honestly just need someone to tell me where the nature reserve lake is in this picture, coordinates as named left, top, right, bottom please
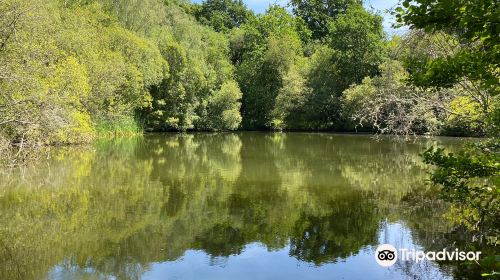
left=0, top=133, right=488, bottom=280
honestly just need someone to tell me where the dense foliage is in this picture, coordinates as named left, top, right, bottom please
left=290, top=0, right=362, bottom=40
left=394, top=0, right=499, bottom=136
left=1, top=0, right=498, bottom=150
left=395, top=0, right=499, bottom=96
left=394, top=1, right=499, bottom=271
left=0, top=0, right=246, bottom=154
left=0, top=0, right=498, bottom=275
left=191, top=0, right=254, bottom=32
left=423, top=140, right=499, bottom=244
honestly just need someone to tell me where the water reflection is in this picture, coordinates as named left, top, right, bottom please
left=0, top=133, right=481, bottom=279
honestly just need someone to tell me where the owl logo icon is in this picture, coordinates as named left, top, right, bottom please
left=375, top=244, right=397, bottom=267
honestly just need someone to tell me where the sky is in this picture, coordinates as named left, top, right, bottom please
left=364, top=0, right=405, bottom=35
left=191, top=0, right=406, bottom=35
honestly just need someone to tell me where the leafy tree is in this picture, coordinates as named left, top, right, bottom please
left=301, top=46, right=342, bottom=129
left=302, top=6, right=386, bottom=130
left=344, top=34, right=493, bottom=138
left=395, top=0, right=499, bottom=96
left=291, top=0, right=362, bottom=40
left=2, top=0, right=495, bottom=157
left=397, top=1, right=500, bottom=261
left=0, top=0, right=96, bottom=148
left=146, top=39, right=192, bottom=131
left=99, top=0, right=168, bottom=35
left=393, top=30, right=498, bottom=136
left=205, top=80, right=243, bottom=131
left=271, top=61, right=312, bottom=130
left=57, top=3, right=166, bottom=131
left=232, top=6, right=305, bottom=129
left=0, top=0, right=27, bottom=52
left=423, top=140, right=499, bottom=244
left=344, top=60, right=448, bottom=136
left=142, top=4, right=241, bottom=131
left=327, top=5, right=386, bottom=94
left=194, top=0, right=253, bottom=33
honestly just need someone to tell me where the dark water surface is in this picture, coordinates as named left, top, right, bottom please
left=0, top=133, right=484, bottom=279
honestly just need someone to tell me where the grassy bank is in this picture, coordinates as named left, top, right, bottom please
left=95, top=117, right=144, bottom=138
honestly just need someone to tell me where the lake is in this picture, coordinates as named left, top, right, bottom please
left=0, top=133, right=486, bottom=279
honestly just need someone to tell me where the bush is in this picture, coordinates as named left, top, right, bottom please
left=422, top=140, right=500, bottom=244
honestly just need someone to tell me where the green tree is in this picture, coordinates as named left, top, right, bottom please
left=56, top=3, right=167, bottom=132
left=99, top=0, right=168, bottom=35
left=395, top=0, right=499, bottom=96
left=0, top=0, right=96, bottom=148
left=291, top=0, right=362, bottom=40
left=142, top=4, right=241, bottom=131
left=1, top=0, right=169, bottom=156
left=303, top=5, right=386, bottom=130
left=423, top=140, right=499, bottom=244
left=232, top=6, right=305, bottom=129
left=396, top=2, right=500, bottom=270
left=194, top=0, right=253, bottom=33
left=205, top=80, right=243, bottom=131
left=393, top=30, right=498, bottom=136
left=271, top=60, right=312, bottom=130
left=327, top=5, right=386, bottom=94
left=344, top=60, right=446, bottom=136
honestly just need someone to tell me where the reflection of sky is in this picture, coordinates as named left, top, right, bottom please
left=45, top=222, right=455, bottom=279
left=190, top=0, right=408, bottom=35
left=134, top=223, right=452, bottom=280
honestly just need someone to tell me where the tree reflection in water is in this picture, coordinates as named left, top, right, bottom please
left=0, top=133, right=489, bottom=280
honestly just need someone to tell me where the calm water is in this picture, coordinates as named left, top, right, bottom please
left=0, top=133, right=485, bottom=280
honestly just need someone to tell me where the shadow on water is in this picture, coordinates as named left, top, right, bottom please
left=0, top=132, right=490, bottom=280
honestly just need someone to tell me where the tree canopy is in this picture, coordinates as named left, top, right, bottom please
left=193, top=0, right=254, bottom=32
left=395, top=0, right=499, bottom=96
left=291, top=0, right=362, bottom=40
left=1, top=0, right=497, bottom=156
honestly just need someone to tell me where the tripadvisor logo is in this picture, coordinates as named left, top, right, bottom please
left=375, top=244, right=481, bottom=267
left=375, top=244, right=397, bottom=267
